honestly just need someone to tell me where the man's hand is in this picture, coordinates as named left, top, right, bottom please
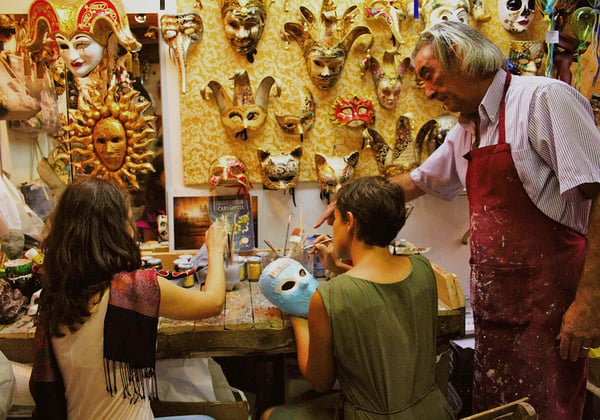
left=558, top=296, right=600, bottom=361
left=313, top=201, right=336, bottom=228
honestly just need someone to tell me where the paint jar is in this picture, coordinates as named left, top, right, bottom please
left=256, top=251, right=274, bottom=271
left=247, top=256, right=262, bottom=282
left=178, top=262, right=195, bottom=288
left=225, top=259, right=242, bottom=291
left=4, top=258, right=33, bottom=291
left=237, top=256, right=248, bottom=281
left=146, top=258, right=162, bottom=270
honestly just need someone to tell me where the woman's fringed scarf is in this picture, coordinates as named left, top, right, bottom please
left=29, top=269, right=160, bottom=419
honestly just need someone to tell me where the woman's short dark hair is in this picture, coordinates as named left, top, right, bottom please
left=336, top=176, right=407, bottom=247
left=40, top=177, right=142, bottom=336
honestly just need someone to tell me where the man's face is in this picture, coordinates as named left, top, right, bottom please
left=55, top=33, right=104, bottom=78
left=92, top=118, right=127, bottom=171
left=414, top=44, right=477, bottom=114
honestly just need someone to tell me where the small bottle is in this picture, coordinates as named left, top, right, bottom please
left=178, top=261, right=195, bottom=288
left=147, top=257, right=162, bottom=270
left=246, top=256, right=262, bottom=282
left=237, top=256, right=248, bottom=281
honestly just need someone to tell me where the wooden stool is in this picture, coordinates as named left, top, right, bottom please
left=460, top=397, right=536, bottom=420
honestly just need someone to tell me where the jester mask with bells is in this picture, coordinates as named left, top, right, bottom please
left=415, top=114, right=458, bottom=165
left=259, top=257, right=319, bottom=318
left=275, top=85, right=315, bottom=142
left=283, top=0, right=372, bottom=90
left=361, top=52, right=411, bottom=110
left=362, top=115, right=417, bottom=176
left=257, top=146, right=302, bottom=191
left=315, top=151, right=359, bottom=202
left=203, top=70, right=280, bottom=141
left=208, top=155, right=252, bottom=195
left=160, top=12, right=203, bottom=94
left=220, top=0, right=267, bottom=63
left=24, top=0, right=141, bottom=78
left=330, top=95, right=375, bottom=128
left=56, top=82, right=155, bottom=189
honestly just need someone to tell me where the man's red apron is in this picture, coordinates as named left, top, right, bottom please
left=464, top=72, right=587, bottom=418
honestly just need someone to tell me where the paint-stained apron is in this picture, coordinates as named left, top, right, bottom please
left=464, top=72, right=587, bottom=419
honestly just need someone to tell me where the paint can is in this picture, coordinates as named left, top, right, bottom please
left=4, top=258, right=33, bottom=290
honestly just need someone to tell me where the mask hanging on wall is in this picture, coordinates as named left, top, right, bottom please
left=361, top=0, right=407, bottom=50
left=257, top=146, right=302, bottom=192
left=498, top=0, right=535, bottom=32
left=208, top=155, right=252, bottom=196
left=329, top=95, right=375, bottom=128
left=259, top=257, right=319, bottom=318
left=160, top=11, right=203, bottom=94
left=507, top=40, right=545, bottom=75
left=421, top=0, right=471, bottom=28
left=55, top=82, right=156, bottom=189
left=282, top=0, right=372, bottom=90
left=203, top=69, right=280, bottom=140
left=275, top=85, right=315, bottom=142
left=415, top=114, right=458, bottom=165
left=220, top=0, right=267, bottom=63
left=361, top=52, right=411, bottom=110
left=24, top=0, right=141, bottom=78
left=362, top=115, right=417, bottom=176
left=314, top=151, right=359, bottom=203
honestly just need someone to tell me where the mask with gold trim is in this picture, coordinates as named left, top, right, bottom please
left=55, top=81, right=156, bottom=189
left=275, top=86, right=315, bottom=142
left=257, top=146, right=302, bottom=191
left=203, top=70, right=280, bottom=141
left=362, top=115, right=417, bottom=176
left=160, top=12, right=203, bottom=94
left=220, top=0, right=267, bottom=63
left=314, top=151, right=359, bottom=202
left=362, top=0, right=407, bottom=49
left=330, top=95, right=375, bottom=128
left=209, top=155, right=252, bottom=194
left=415, top=114, right=457, bottom=164
left=422, top=0, right=470, bottom=28
left=508, top=40, right=544, bottom=76
left=24, top=0, right=141, bottom=53
left=361, top=52, right=411, bottom=109
left=283, top=0, right=372, bottom=90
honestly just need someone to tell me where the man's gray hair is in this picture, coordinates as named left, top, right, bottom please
left=412, top=21, right=506, bottom=78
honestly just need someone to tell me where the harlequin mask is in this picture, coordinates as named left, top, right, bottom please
left=160, top=12, right=203, bottom=94
left=24, top=0, right=141, bottom=53
left=258, top=257, right=319, bottom=318
left=315, top=151, right=360, bottom=196
left=257, top=146, right=302, bottom=191
left=275, top=86, right=315, bottom=142
left=330, top=95, right=375, bottom=127
left=221, top=0, right=267, bottom=63
left=209, top=155, right=252, bottom=193
left=498, top=0, right=534, bottom=33
left=415, top=114, right=458, bottom=164
left=508, top=40, right=544, bottom=76
left=363, top=115, right=417, bottom=176
left=361, top=52, right=411, bottom=109
left=283, top=0, right=372, bottom=90
left=204, top=70, right=280, bottom=141
left=422, top=0, right=470, bottom=28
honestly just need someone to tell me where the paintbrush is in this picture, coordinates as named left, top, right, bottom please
left=282, top=214, right=291, bottom=256
left=263, top=239, right=279, bottom=257
left=302, top=237, right=333, bottom=250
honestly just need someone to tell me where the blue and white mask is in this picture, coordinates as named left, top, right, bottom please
left=258, top=257, right=318, bottom=318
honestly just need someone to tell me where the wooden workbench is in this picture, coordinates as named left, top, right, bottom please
left=0, top=261, right=465, bottom=363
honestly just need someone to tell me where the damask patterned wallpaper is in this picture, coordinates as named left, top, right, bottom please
left=177, top=0, right=597, bottom=185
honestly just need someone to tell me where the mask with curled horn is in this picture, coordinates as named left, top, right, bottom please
left=257, top=146, right=302, bottom=191
left=415, top=114, right=458, bottom=164
left=220, top=0, right=267, bottom=63
left=361, top=0, right=408, bottom=49
left=314, top=151, right=359, bottom=202
left=283, top=0, right=372, bottom=90
left=202, top=70, right=280, bottom=141
left=362, top=115, right=417, bottom=177
left=361, top=52, right=411, bottom=110
left=160, top=11, right=203, bottom=94
left=275, top=85, right=315, bottom=142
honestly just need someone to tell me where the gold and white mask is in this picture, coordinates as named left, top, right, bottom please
left=257, top=146, right=302, bottom=191
left=220, top=0, right=267, bottom=63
